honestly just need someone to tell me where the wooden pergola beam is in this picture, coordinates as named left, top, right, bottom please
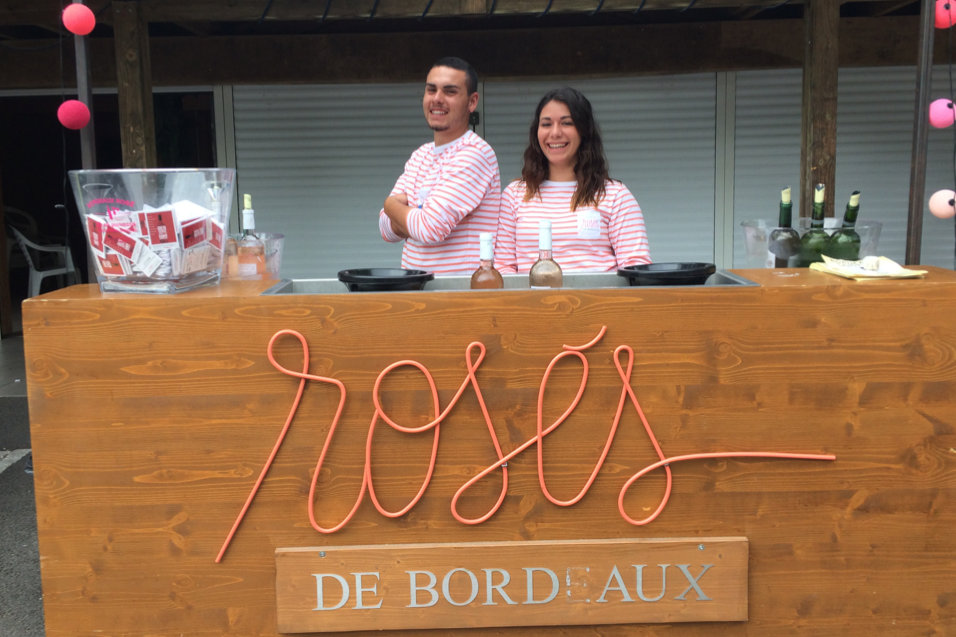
left=0, top=0, right=912, bottom=24
left=113, top=0, right=156, bottom=168
left=0, top=16, right=937, bottom=90
left=732, top=6, right=768, bottom=19
left=862, top=0, right=918, bottom=16
left=799, top=0, right=839, bottom=218
left=33, top=23, right=65, bottom=35
left=173, top=22, right=215, bottom=37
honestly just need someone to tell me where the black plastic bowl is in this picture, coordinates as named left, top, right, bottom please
left=617, top=262, right=717, bottom=286
left=337, top=268, right=434, bottom=292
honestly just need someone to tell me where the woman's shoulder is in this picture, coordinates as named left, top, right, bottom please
left=603, top=179, right=631, bottom=194
left=503, top=179, right=528, bottom=195
left=602, top=179, right=639, bottom=205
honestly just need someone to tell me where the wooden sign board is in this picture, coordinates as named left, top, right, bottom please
left=275, top=537, right=748, bottom=633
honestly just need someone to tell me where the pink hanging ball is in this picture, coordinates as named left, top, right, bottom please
left=62, top=3, right=96, bottom=36
left=57, top=100, right=90, bottom=130
left=929, top=98, right=956, bottom=128
left=937, top=0, right=956, bottom=28
left=929, top=189, right=956, bottom=219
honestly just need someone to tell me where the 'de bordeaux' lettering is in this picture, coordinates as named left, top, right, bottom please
left=311, top=564, right=713, bottom=611
left=312, top=573, right=383, bottom=611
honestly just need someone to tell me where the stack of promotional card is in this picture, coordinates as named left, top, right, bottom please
left=87, top=201, right=225, bottom=278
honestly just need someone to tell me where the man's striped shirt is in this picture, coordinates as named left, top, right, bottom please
left=379, top=131, right=501, bottom=275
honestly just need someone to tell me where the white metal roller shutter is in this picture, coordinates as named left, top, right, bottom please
left=838, top=66, right=954, bottom=269
left=233, top=84, right=427, bottom=279
left=734, top=66, right=955, bottom=269
left=732, top=69, right=802, bottom=267
left=483, top=75, right=718, bottom=264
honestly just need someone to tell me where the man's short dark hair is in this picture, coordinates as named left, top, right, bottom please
left=431, top=57, right=478, bottom=95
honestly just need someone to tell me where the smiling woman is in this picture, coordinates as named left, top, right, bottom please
left=495, top=87, right=651, bottom=274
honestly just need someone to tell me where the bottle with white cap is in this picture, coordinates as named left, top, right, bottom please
left=824, top=191, right=862, bottom=260
left=798, top=184, right=829, bottom=267
left=470, top=232, right=504, bottom=289
left=529, top=219, right=562, bottom=288
left=237, top=194, right=266, bottom=276
left=768, top=186, right=800, bottom=268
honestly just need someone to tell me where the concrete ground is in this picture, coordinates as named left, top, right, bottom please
left=0, top=334, right=45, bottom=637
left=0, top=452, right=44, bottom=637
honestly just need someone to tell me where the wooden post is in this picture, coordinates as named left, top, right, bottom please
left=0, top=143, right=12, bottom=337
left=799, top=0, right=840, bottom=218
left=113, top=0, right=156, bottom=168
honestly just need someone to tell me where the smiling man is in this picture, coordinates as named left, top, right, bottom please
left=379, top=57, right=501, bottom=275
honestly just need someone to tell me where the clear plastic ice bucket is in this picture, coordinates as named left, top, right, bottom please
left=69, top=168, right=235, bottom=293
left=740, top=218, right=882, bottom=268
left=260, top=232, right=285, bottom=276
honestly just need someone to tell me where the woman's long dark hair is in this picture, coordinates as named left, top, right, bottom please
left=521, top=87, right=610, bottom=211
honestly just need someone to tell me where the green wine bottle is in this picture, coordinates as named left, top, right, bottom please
left=768, top=186, right=800, bottom=267
left=799, top=184, right=829, bottom=267
left=824, top=191, right=862, bottom=260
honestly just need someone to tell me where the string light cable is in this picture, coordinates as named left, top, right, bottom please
left=949, top=9, right=956, bottom=268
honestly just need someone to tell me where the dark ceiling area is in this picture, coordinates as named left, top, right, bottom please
left=0, top=0, right=921, bottom=44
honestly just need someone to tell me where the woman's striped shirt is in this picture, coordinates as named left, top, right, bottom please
left=495, top=179, right=651, bottom=274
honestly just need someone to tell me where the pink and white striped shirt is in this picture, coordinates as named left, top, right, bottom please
left=379, top=131, right=501, bottom=276
left=495, top=180, right=651, bottom=274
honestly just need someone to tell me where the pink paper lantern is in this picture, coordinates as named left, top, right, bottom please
left=929, top=189, right=956, bottom=219
left=937, top=0, right=956, bottom=28
left=62, top=3, right=96, bottom=36
left=929, top=98, right=956, bottom=128
left=57, top=100, right=90, bottom=130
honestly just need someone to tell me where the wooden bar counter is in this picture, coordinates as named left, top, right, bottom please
left=23, top=268, right=956, bottom=636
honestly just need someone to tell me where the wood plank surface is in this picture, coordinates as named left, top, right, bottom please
left=275, top=538, right=749, bottom=632
left=23, top=269, right=956, bottom=636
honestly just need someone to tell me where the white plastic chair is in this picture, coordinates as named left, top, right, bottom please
left=8, top=226, right=78, bottom=297
left=4, top=206, right=38, bottom=271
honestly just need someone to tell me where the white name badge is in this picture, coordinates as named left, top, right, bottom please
left=577, top=210, right=602, bottom=239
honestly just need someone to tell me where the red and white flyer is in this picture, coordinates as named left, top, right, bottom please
left=208, top=219, right=225, bottom=251
left=181, top=217, right=209, bottom=249
left=102, top=225, right=161, bottom=277
left=138, top=208, right=179, bottom=249
left=96, top=251, right=128, bottom=277
left=103, top=225, right=139, bottom=259
left=171, top=200, right=213, bottom=223
left=87, top=215, right=107, bottom=257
